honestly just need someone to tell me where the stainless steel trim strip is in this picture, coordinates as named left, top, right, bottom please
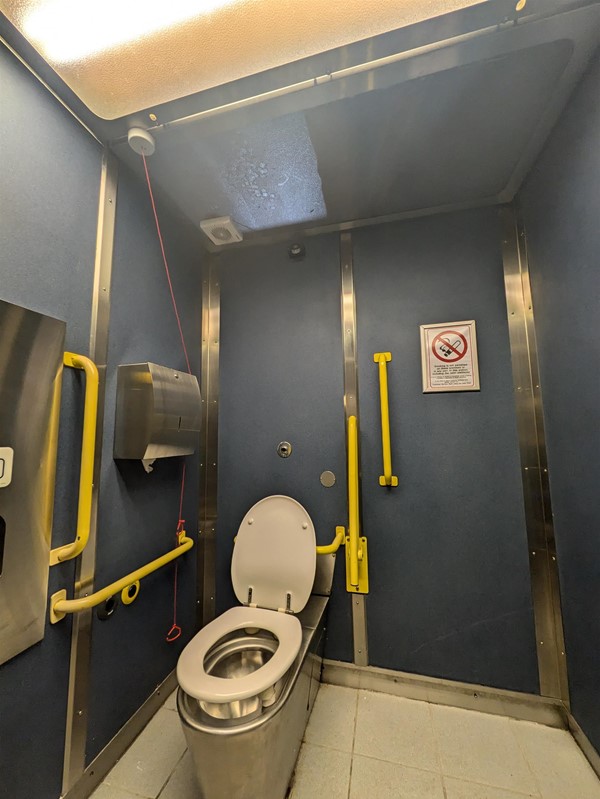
left=145, top=23, right=503, bottom=134
left=499, top=204, right=569, bottom=703
left=567, top=711, right=600, bottom=781
left=61, top=671, right=178, bottom=799
left=0, top=36, right=102, bottom=145
left=322, top=659, right=567, bottom=729
left=198, top=260, right=220, bottom=627
left=61, top=150, right=118, bottom=793
left=340, top=232, right=368, bottom=666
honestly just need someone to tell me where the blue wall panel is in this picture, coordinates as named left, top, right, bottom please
left=519, top=53, right=600, bottom=748
left=352, top=208, right=539, bottom=692
left=86, top=165, right=202, bottom=762
left=0, top=46, right=101, bottom=799
left=215, top=236, right=353, bottom=663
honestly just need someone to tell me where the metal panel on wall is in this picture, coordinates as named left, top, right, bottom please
left=0, top=300, right=65, bottom=664
left=0, top=43, right=101, bottom=799
left=215, top=235, right=353, bottom=663
left=351, top=208, right=539, bottom=692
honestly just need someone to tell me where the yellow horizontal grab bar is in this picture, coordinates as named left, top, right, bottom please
left=316, top=526, right=345, bottom=555
left=50, top=352, right=100, bottom=565
left=49, top=534, right=194, bottom=622
left=374, top=352, right=398, bottom=488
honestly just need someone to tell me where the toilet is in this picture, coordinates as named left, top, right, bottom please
left=176, top=495, right=332, bottom=799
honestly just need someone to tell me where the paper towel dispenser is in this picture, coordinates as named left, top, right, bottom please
left=113, top=363, right=201, bottom=468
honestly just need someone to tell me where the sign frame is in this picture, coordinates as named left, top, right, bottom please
left=420, top=320, right=480, bottom=393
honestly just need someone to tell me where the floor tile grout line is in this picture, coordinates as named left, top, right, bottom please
left=429, top=701, right=448, bottom=798
left=347, top=688, right=360, bottom=799
left=508, top=717, right=545, bottom=797
left=155, top=748, right=188, bottom=799
left=443, top=774, right=543, bottom=797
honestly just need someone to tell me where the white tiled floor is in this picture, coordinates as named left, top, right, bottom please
left=91, top=684, right=600, bottom=799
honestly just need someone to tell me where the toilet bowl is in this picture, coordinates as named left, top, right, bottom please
left=176, top=495, right=329, bottom=799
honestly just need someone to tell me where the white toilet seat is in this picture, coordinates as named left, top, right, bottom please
left=177, top=606, right=302, bottom=703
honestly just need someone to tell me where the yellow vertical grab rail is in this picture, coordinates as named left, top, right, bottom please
left=50, top=352, right=99, bottom=565
left=345, top=416, right=368, bottom=593
left=348, top=415, right=360, bottom=587
left=373, top=352, right=398, bottom=487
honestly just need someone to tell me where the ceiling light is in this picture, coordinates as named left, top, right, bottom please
left=22, top=0, right=237, bottom=63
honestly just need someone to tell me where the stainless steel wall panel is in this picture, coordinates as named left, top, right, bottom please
left=340, top=232, right=368, bottom=666
left=500, top=205, right=569, bottom=701
left=198, top=261, right=219, bottom=627
left=61, top=150, right=118, bottom=794
left=0, top=300, right=65, bottom=664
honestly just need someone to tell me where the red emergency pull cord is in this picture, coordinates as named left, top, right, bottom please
left=140, top=152, right=191, bottom=644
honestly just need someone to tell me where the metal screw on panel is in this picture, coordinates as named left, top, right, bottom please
left=277, top=441, right=292, bottom=458
left=78, top=710, right=83, bottom=716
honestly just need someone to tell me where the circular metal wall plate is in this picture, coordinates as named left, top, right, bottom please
left=320, top=470, right=336, bottom=487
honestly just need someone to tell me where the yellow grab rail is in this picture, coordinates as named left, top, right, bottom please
left=374, top=352, right=398, bottom=488
left=345, top=416, right=369, bottom=593
left=316, top=526, right=345, bottom=555
left=50, top=533, right=194, bottom=622
left=50, top=352, right=99, bottom=565
left=348, top=415, right=360, bottom=587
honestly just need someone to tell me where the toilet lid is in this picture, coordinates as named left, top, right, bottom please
left=231, top=496, right=316, bottom=613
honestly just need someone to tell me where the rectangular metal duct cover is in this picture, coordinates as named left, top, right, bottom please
left=113, top=362, right=201, bottom=463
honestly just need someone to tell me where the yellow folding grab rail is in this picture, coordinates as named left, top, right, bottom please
left=345, top=415, right=368, bottom=593
left=316, top=526, right=345, bottom=555
left=50, top=352, right=99, bottom=565
left=373, top=352, right=398, bottom=488
left=49, top=533, right=194, bottom=622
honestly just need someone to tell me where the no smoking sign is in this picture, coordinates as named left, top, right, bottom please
left=432, top=330, right=468, bottom=363
left=420, top=320, right=480, bottom=392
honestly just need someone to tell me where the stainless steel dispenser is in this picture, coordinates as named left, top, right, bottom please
left=0, top=299, right=65, bottom=665
left=113, top=363, right=201, bottom=470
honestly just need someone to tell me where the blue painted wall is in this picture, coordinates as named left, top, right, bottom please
left=215, top=235, right=353, bottom=663
left=519, top=52, right=600, bottom=747
left=86, top=164, right=202, bottom=762
left=0, top=44, right=203, bottom=796
left=0, top=45, right=100, bottom=799
left=213, top=209, right=539, bottom=691
left=352, top=209, right=538, bottom=692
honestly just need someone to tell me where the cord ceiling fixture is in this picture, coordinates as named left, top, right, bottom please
left=140, top=150, right=193, bottom=644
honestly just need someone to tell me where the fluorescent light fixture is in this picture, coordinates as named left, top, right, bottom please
left=22, top=0, right=238, bottom=63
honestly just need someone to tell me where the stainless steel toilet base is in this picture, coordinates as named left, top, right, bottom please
left=178, top=596, right=327, bottom=799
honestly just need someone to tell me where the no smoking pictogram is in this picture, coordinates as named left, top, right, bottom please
left=432, top=330, right=468, bottom=363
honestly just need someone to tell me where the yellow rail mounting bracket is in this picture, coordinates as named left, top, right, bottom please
left=316, top=526, right=345, bottom=555
left=373, top=352, right=398, bottom=488
left=345, top=535, right=369, bottom=594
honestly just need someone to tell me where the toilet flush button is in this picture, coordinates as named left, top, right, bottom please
left=0, top=448, right=14, bottom=488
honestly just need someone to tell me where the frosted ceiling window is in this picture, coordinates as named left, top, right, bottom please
left=0, top=0, right=485, bottom=119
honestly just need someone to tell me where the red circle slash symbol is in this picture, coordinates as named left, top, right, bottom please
left=432, top=330, right=468, bottom=363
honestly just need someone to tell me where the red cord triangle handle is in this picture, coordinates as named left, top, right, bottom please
left=166, top=624, right=182, bottom=643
